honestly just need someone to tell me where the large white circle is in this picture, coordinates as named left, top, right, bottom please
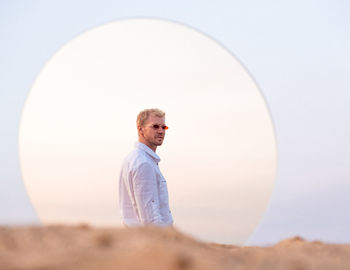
left=19, top=18, right=276, bottom=245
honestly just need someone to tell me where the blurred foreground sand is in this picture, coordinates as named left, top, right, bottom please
left=0, top=225, right=349, bottom=270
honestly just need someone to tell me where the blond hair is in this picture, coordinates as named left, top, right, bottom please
left=137, top=108, right=166, bottom=127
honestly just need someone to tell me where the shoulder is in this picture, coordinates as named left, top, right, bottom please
left=125, top=148, right=151, bottom=170
left=127, top=151, right=156, bottom=180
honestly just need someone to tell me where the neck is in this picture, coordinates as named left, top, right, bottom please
left=138, top=139, right=157, bottom=152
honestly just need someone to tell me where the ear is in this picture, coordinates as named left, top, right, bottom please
left=137, top=125, right=143, bottom=135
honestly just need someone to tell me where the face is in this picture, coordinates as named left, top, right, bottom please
left=139, top=114, right=167, bottom=150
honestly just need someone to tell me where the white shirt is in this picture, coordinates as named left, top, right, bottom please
left=119, top=142, right=173, bottom=226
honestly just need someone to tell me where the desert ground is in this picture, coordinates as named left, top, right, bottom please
left=0, top=225, right=349, bottom=270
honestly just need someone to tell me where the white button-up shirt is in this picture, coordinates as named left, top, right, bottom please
left=119, top=142, right=173, bottom=226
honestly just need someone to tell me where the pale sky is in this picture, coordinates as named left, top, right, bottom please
left=1, top=0, right=350, bottom=246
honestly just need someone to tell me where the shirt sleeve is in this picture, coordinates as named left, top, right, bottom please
left=132, top=162, right=163, bottom=225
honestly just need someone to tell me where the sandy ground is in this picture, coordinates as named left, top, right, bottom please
left=0, top=225, right=349, bottom=270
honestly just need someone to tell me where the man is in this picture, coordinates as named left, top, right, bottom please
left=119, top=108, right=174, bottom=226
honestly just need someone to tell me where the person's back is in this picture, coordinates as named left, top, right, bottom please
left=119, top=109, right=173, bottom=227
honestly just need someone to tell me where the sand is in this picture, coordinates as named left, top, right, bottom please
left=0, top=224, right=349, bottom=270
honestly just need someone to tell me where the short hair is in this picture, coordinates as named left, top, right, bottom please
left=137, top=108, right=165, bottom=127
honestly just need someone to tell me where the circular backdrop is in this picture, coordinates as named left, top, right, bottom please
left=19, top=18, right=276, bottom=245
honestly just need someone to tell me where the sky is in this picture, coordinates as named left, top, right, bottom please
left=1, top=0, right=350, bottom=246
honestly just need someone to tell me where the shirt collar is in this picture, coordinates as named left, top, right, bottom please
left=134, top=142, right=161, bottom=163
